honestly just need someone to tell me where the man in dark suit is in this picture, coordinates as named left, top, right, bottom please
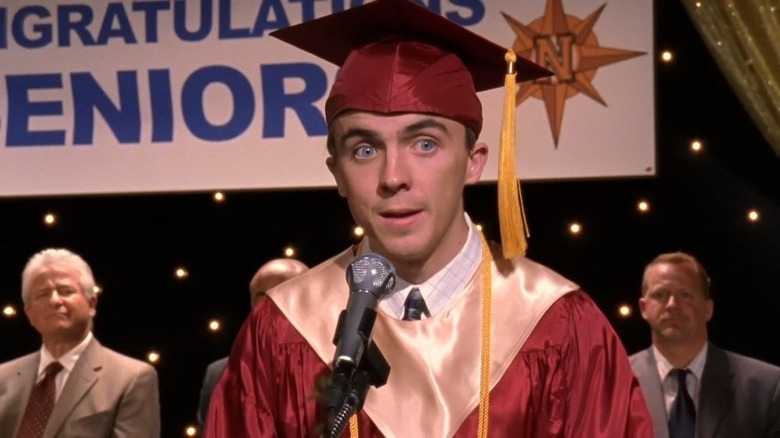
left=0, top=248, right=160, bottom=438
left=196, top=257, right=308, bottom=427
left=630, top=251, right=780, bottom=438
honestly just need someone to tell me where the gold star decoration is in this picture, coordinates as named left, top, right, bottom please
left=503, top=0, right=646, bottom=146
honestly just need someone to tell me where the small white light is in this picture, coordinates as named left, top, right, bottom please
left=747, top=210, right=760, bottom=222
left=2, top=305, right=17, bottom=318
left=353, top=226, right=365, bottom=237
left=690, top=140, right=703, bottom=152
left=569, top=222, right=582, bottom=235
left=185, top=425, right=198, bottom=437
left=284, top=247, right=295, bottom=257
left=44, top=213, right=56, bottom=226
left=147, top=351, right=160, bottom=364
left=661, top=50, right=673, bottom=63
left=175, top=268, right=189, bottom=279
left=475, top=224, right=483, bottom=232
left=618, top=304, right=633, bottom=318
left=93, top=285, right=102, bottom=294
left=637, top=200, right=650, bottom=213
left=208, top=319, right=221, bottom=332
left=213, top=192, right=225, bottom=202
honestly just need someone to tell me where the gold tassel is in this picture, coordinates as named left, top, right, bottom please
left=497, top=49, right=529, bottom=259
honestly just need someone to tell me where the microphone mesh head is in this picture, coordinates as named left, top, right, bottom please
left=347, top=254, right=396, bottom=298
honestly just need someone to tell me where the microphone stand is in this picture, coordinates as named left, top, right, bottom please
left=327, top=308, right=390, bottom=438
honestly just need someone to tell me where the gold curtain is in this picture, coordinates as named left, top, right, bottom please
left=680, top=0, right=780, bottom=157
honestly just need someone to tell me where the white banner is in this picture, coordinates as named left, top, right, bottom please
left=0, top=0, right=654, bottom=196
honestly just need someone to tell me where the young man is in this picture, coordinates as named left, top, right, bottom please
left=206, top=0, right=651, bottom=436
left=0, top=248, right=160, bottom=437
left=631, top=252, right=780, bottom=438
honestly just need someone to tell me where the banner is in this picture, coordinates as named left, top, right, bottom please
left=0, top=0, right=654, bottom=196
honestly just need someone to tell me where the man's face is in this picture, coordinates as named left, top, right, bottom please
left=327, top=112, right=487, bottom=275
left=24, top=265, right=96, bottom=344
left=639, top=262, right=713, bottom=346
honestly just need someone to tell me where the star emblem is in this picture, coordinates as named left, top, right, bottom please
left=503, top=0, right=646, bottom=146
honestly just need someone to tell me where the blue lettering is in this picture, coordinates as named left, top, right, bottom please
left=149, top=69, right=174, bottom=142
left=6, top=74, right=65, bottom=146
left=219, top=0, right=252, bottom=39
left=57, top=4, right=96, bottom=47
left=96, top=3, right=137, bottom=45
left=174, top=0, right=212, bottom=42
left=447, top=0, right=484, bottom=26
left=289, top=0, right=321, bottom=22
left=13, top=6, right=52, bottom=49
left=0, top=8, right=6, bottom=48
left=182, top=66, right=255, bottom=141
left=132, top=1, right=170, bottom=43
left=253, top=0, right=289, bottom=35
left=72, top=71, right=141, bottom=144
left=261, top=63, right=327, bottom=138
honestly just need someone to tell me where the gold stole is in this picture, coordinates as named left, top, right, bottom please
left=269, top=246, right=578, bottom=437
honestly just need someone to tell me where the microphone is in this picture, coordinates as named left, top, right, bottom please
left=332, top=253, right=396, bottom=371
left=327, top=253, right=395, bottom=437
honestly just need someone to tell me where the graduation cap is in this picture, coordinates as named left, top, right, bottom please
left=271, top=0, right=554, bottom=258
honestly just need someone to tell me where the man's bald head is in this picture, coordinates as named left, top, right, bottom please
left=249, top=258, right=309, bottom=306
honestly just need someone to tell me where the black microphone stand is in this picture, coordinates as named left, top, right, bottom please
left=326, top=308, right=390, bottom=438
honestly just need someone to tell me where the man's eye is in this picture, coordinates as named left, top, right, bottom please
left=416, top=139, right=437, bottom=152
left=354, top=145, right=376, bottom=159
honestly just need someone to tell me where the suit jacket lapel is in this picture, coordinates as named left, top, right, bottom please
left=0, top=353, right=40, bottom=435
left=45, top=338, right=102, bottom=438
left=697, top=344, right=734, bottom=438
left=635, top=348, right=670, bottom=438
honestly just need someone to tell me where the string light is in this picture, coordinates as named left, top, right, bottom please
left=747, top=209, right=760, bottom=222
left=147, top=351, right=160, bottom=364
left=93, top=285, right=102, bottom=295
left=660, top=50, right=673, bottom=63
left=213, top=192, right=225, bottom=202
left=618, top=304, right=633, bottom=318
left=637, top=200, right=650, bottom=213
left=44, top=213, right=56, bottom=226
left=175, top=267, right=189, bottom=279
left=690, top=139, right=703, bottom=152
left=569, top=222, right=582, bottom=235
left=2, top=305, right=17, bottom=318
left=208, top=319, right=221, bottom=332
left=353, top=226, right=365, bottom=237
left=475, top=224, right=483, bottom=232
left=284, top=247, right=295, bottom=257
left=184, top=425, right=198, bottom=437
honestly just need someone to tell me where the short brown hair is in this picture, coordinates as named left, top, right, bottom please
left=641, top=251, right=711, bottom=298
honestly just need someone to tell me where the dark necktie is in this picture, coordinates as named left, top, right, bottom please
left=17, top=361, right=64, bottom=438
left=668, top=368, right=696, bottom=438
left=402, top=288, right=428, bottom=321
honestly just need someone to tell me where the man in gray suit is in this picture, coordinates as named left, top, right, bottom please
left=630, top=251, right=780, bottom=438
left=196, top=257, right=309, bottom=427
left=0, top=248, right=160, bottom=438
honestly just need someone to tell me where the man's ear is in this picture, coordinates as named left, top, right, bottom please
left=465, top=142, right=488, bottom=184
left=326, top=156, right=347, bottom=198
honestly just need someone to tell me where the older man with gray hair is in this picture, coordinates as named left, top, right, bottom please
left=0, top=248, right=160, bottom=438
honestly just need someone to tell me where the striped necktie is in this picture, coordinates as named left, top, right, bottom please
left=402, top=288, right=429, bottom=321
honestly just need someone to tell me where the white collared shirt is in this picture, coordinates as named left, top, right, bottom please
left=37, top=331, right=93, bottom=401
left=370, top=214, right=482, bottom=320
left=653, top=343, right=708, bottom=414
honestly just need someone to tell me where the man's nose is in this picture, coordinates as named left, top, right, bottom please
left=379, top=148, right=411, bottom=193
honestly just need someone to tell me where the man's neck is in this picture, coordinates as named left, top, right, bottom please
left=44, top=331, right=89, bottom=359
left=653, top=336, right=707, bottom=368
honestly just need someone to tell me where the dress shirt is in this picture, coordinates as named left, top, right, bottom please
left=37, top=331, right=93, bottom=400
left=369, top=214, right=482, bottom=320
left=653, top=343, right=708, bottom=414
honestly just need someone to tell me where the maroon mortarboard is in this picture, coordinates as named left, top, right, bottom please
left=270, top=0, right=551, bottom=136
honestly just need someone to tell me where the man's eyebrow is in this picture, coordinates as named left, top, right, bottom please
left=403, top=118, right=450, bottom=136
left=339, top=128, right=381, bottom=149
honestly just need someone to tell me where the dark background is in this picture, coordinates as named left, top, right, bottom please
left=2, top=1, right=778, bottom=436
